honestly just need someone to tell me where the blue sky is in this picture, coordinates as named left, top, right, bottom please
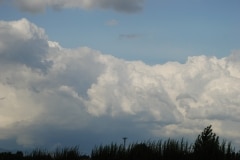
left=1, top=0, right=239, bottom=64
left=0, top=0, right=240, bottom=154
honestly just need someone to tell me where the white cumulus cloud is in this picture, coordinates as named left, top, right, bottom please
left=0, top=18, right=51, bottom=72
left=0, top=18, right=240, bottom=151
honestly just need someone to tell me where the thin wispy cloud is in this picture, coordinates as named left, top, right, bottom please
left=105, top=19, right=118, bottom=26
left=0, top=19, right=240, bottom=151
left=119, top=33, right=141, bottom=39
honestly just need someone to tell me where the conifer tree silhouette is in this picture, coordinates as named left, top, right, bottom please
left=193, top=125, right=221, bottom=160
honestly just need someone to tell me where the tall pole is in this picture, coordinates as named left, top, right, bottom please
left=123, top=137, right=127, bottom=148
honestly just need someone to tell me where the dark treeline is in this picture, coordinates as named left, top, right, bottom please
left=1, top=125, right=240, bottom=160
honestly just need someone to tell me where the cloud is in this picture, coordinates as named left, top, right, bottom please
left=0, top=18, right=51, bottom=72
left=1, top=18, right=240, bottom=151
left=105, top=19, right=119, bottom=26
left=9, top=0, right=144, bottom=13
left=119, top=33, right=141, bottom=39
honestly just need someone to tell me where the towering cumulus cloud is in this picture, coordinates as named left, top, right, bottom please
left=10, top=0, right=144, bottom=13
left=0, top=19, right=240, bottom=150
left=0, top=18, right=49, bottom=70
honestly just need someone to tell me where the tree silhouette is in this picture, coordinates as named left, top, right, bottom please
left=193, top=125, right=221, bottom=160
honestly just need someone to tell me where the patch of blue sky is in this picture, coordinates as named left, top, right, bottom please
left=0, top=0, right=239, bottom=64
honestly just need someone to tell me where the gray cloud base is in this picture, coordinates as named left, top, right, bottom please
left=7, top=0, right=144, bottom=13
left=0, top=19, right=240, bottom=152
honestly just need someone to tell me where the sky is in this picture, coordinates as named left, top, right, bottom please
left=0, top=0, right=240, bottom=154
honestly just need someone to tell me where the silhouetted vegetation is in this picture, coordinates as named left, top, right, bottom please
left=91, top=125, right=240, bottom=160
left=0, top=125, right=239, bottom=160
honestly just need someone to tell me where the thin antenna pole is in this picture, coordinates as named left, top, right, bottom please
left=123, top=137, right=127, bottom=148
